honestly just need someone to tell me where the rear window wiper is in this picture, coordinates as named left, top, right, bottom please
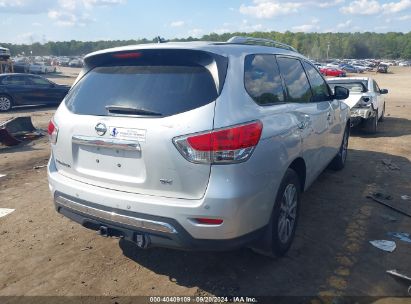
left=105, top=105, right=162, bottom=116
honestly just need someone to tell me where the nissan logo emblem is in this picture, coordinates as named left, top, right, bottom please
left=95, top=123, right=107, bottom=136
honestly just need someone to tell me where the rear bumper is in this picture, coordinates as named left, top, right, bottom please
left=48, top=148, right=276, bottom=246
left=54, top=192, right=266, bottom=251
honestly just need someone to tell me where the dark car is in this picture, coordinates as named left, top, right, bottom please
left=339, top=64, right=360, bottom=73
left=0, top=73, right=70, bottom=112
left=13, top=61, right=30, bottom=73
left=377, top=64, right=388, bottom=73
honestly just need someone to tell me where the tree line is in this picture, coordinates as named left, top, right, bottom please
left=2, top=31, right=411, bottom=59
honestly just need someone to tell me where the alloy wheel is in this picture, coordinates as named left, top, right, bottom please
left=0, top=96, right=11, bottom=111
left=278, top=184, right=298, bottom=244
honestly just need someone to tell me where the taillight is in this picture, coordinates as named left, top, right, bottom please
left=48, top=119, right=59, bottom=144
left=173, top=121, right=263, bottom=164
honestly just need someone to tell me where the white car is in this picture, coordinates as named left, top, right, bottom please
left=327, top=77, right=388, bottom=133
left=29, top=62, right=56, bottom=74
left=47, top=37, right=351, bottom=257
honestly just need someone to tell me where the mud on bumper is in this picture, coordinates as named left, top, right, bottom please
left=54, top=192, right=265, bottom=251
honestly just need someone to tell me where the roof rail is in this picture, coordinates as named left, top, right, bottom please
left=227, top=36, right=297, bottom=52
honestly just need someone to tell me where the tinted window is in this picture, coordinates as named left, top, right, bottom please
left=303, top=61, right=331, bottom=102
left=66, top=65, right=219, bottom=117
left=244, top=54, right=284, bottom=105
left=2, top=76, right=28, bottom=85
left=29, top=76, right=51, bottom=86
left=277, top=57, right=312, bottom=103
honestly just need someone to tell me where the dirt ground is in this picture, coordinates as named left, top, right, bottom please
left=0, top=67, right=411, bottom=301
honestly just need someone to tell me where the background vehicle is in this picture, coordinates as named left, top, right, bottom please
left=320, top=67, right=346, bottom=77
left=48, top=37, right=350, bottom=257
left=328, top=77, right=387, bottom=133
left=377, top=64, right=388, bottom=73
left=12, top=59, right=30, bottom=73
left=29, top=62, right=56, bottom=74
left=339, top=64, right=361, bottom=73
left=68, top=59, right=83, bottom=67
left=0, top=73, right=70, bottom=111
left=0, top=47, right=11, bottom=60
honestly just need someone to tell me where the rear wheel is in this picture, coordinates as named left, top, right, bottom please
left=364, top=110, right=378, bottom=134
left=0, top=95, right=13, bottom=112
left=330, top=126, right=349, bottom=170
left=271, top=169, right=301, bottom=256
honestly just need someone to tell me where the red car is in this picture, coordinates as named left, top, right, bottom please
left=320, top=67, right=346, bottom=77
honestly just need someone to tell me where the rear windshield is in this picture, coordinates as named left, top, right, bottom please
left=328, top=81, right=367, bottom=93
left=66, top=51, right=227, bottom=117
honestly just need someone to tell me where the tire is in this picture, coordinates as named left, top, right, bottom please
left=270, top=169, right=301, bottom=256
left=364, top=110, right=378, bottom=134
left=0, top=94, right=13, bottom=112
left=330, top=126, right=349, bottom=171
left=378, top=103, right=385, bottom=122
left=253, top=169, right=301, bottom=258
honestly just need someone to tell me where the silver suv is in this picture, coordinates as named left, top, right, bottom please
left=48, top=37, right=350, bottom=256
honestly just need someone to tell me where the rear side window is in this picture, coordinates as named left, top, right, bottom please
left=2, top=76, right=27, bottom=85
left=302, top=61, right=331, bottom=102
left=28, top=76, right=51, bottom=86
left=277, top=57, right=312, bottom=103
left=66, top=50, right=227, bottom=117
left=244, top=54, right=285, bottom=105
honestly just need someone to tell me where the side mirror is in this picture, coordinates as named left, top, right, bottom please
left=334, top=86, right=349, bottom=100
left=380, top=89, right=388, bottom=94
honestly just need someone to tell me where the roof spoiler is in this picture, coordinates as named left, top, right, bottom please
left=226, top=36, right=297, bottom=52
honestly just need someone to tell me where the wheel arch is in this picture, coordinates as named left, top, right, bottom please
left=0, top=92, right=14, bottom=103
left=288, top=157, right=306, bottom=192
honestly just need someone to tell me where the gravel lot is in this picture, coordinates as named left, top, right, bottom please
left=0, top=67, right=410, bottom=301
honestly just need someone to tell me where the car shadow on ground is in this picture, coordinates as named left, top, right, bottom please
left=117, top=149, right=411, bottom=297
left=351, top=116, right=411, bottom=138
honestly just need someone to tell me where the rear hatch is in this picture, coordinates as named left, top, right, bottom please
left=52, top=48, right=228, bottom=199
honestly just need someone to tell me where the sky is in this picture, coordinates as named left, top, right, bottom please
left=1, top=0, right=411, bottom=44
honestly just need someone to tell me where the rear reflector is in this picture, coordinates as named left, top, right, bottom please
left=48, top=119, right=59, bottom=144
left=195, top=218, right=224, bottom=225
left=112, top=52, right=142, bottom=59
left=173, top=121, right=263, bottom=164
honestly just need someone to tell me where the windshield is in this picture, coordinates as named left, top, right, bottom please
left=328, top=81, right=367, bottom=93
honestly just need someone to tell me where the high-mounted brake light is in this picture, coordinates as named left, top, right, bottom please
left=48, top=119, right=59, bottom=144
left=173, top=121, right=263, bottom=164
left=112, top=52, right=142, bottom=59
